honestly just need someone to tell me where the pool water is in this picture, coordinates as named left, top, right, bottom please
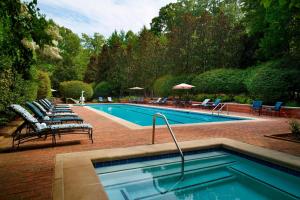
left=95, top=150, right=300, bottom=200
left=88, top=104, right=248, bottom=126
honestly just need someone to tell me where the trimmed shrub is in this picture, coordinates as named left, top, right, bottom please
left=60, top=81, right=93, bottom=100
left=192, top=69, right=246, bottom=94
left=153, top=75, right=174, bottom=97
left=245, top=63, right=290, bottom=104
left=94, top=81, right=112, bottom=97
left=37, top=71, right=51, bottom=99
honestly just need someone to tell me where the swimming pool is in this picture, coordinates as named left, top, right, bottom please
left=95, top=150, right=300, bottom=200
left=87, top=104, right=249, bottom=126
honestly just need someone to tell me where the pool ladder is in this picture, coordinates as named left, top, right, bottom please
left=212, top=103, right=229, bottom=116
left=152, top=113, right=185, bottom=177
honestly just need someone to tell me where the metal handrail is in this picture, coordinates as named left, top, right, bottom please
left=211, top=103, right=220, bottom=115
left=216, top=103, right=229, bottom=115
left=212, top=103, right=230, bottom=115
left=152, top=113, right=185, bottom=177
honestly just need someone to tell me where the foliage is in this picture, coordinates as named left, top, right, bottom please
left=59, top=81, right=93, bottom=100
left=81, top=33, right=105, bottom=55
left=193, top=94, right=217, bottom=102
left=241, top=0, right=300, bottom=64
left=0, top=0, right=55, bottom=123
left=153, top=75, right=174, bottom=97
left=0, top=69, right=37, bottom=115
left=233, top=94, right=253, bottom=104
left=192, top=69, right=246, bottom=94
left=94, top=81, right=112, bottom=97
left=245, top=62, right=290, bottom=104
left=37, top=70, right=51, bottom=99
left=289, top=119, right=300, bottom=139
left=51, top=26, right=88, bottom=88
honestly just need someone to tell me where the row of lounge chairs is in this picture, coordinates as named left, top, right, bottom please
left=9, top=99, right=93, bottom=149
left=150, top=97, right=168, bottom=105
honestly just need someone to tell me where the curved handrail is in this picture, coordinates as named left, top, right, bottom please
left=152, top=113, right=185, bottom=177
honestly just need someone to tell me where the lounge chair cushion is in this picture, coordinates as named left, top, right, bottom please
left=43, top=116, right=50, bottom=121
left=11, top=104, right=39, bottom=123
left=35, top=123, right=48, bottom=132
left=50, top=123, right=92, bottom=130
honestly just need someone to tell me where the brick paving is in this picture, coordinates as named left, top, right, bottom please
left=0, top=105, right=300, bottom=200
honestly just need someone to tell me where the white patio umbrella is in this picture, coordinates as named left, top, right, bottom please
left=129, top=87, right=144, bottom=90
left=172, top=83, right=195, bottom=90
left=51, top=89, right=57, bottom=92
left=173, top=83, right=195, bottom=100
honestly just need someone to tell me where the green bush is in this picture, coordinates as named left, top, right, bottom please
left=192, top=69, right=246, bottom=94
left=289, top=119, right=300, bottom=139
left=60, top=81, right=93, bottom=100
left=37, top=71, right=51, bottom=99
left=94, top=81, right=112, bottom=97
left=193, top=94, right=216, bottom=102
left=216, top=94, right=234, bottom=102
left=153, top=75, right=174, bottom=97
left=234, top=94, right=253, bottom=104
left=245, top=63, right=290, bottom=104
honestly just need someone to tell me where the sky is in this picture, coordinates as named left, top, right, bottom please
left=37, top=0, right=176, bottom=38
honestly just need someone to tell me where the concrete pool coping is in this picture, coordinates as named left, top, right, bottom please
left=84, top=103, right=269, bottom=130
left=53, top=138, right=300, bottom=200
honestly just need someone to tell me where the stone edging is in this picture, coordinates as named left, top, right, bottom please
left=53, top=138, right=300, bottom=200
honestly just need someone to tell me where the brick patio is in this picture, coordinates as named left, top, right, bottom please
left=0, top=105, right=300, bottom=200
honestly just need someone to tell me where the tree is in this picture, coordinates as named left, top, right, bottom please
left=81, top=33, right=105, bottom=55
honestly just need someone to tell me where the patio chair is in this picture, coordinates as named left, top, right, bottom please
left=203, top=99, right=222, bottom=109
left=32, top=101, right=77, bottom=116
left=252, top=100, right=263, bottom=115
left=158, top=97, right=168, bottom=105
left=98, top=97, right=104, bottom=102
left=107, top=97, right=113, bottom=102
left=9, top=104, right=93, bottom=148
left=265, top=101, right=283, bottom=116
left=192, top=99, right=210, bottom=107
left=26, top=102, right=83, bottom=124
left=44, top=99, right=70, bottom=108
left=150, top=98, right=162, bottom=104
left=37, top=100, right=73, bottom=113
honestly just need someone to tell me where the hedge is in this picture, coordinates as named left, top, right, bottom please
left=245, top=63, right=291, bottom=104
left=59, top=81, right=93, bottom=100
left=192, top=69, right=246, bottom=94
left=37, top=71, right=51, bottom=99
left=94, top=81, right=112, bottom=97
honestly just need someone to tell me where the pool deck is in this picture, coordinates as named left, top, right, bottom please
left=0, top=104, right=300, bottom=200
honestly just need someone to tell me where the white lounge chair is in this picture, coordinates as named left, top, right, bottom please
left=107, top=97, right=113, bottom=102
left=192, top=99, right=210, bottom=107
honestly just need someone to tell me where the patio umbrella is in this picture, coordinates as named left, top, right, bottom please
left=129, top=87, right=144, bottom=90
left=51, top=89, right=57, bottom=92
left=172, top=83, right=195, bottom=100
left=172, top=83, right=195, bottom=90
left=129, top=87, right=144, bottom=97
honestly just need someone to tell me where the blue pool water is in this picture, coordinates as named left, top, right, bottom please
left=95, top=150, right=300, bottom=200
left=87, top=104, right=248, bottom=126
